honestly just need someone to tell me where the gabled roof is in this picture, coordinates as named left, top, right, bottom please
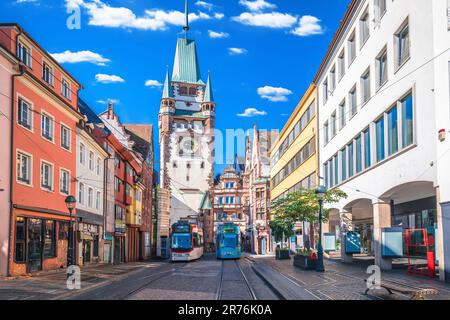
left=123, top=124, right=154, bottom=163
left=172, top=38, right=204, bottom=84
left=199, top=191, right=213, bottom=210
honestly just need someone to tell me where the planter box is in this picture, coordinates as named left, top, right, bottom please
left=275, top=249, right=290, bottom=260
left=293, top=255, right=317, bottom=270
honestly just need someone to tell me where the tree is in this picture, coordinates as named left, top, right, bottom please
left=269, top=216, right=294, bottom=248
left=270, top=188, right=347, bottom=249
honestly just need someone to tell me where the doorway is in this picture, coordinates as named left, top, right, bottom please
left=83, top=241, right=91, bottom=264
left=27, top=219, right=43, bottom=273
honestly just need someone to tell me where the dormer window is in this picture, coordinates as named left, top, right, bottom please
left=43, top=62, right=54, bottom=86
left=17, top=42, right=32, bottom=68
left=62, top=79, right=71, bottom=100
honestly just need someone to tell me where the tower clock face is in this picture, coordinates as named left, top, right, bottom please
left=180, top=137, right=199, bottom=154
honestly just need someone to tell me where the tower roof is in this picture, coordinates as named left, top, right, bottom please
left=172, top=38, right=203, bottom=84
left=203, top=71, right=214, bottom=102
left=162, top=67, right=173, bottom=98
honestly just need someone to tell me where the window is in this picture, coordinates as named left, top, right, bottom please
left=96, top=157, right=101, bottom=175
left=341, top=148, right=347, bottom=181
left=189, top=87, right=197, bottom=96
left=17, top=152, right=31, bottom=184
left=61, top=80, right=71, bottom=100
left=89, top=151, right=94, bottom=171
left=401, top=93, right=414, bottom=148
left=329, top=159, right=334, bottom=187
left=330, top=66, right=336, bottom=92
left=361, top=69, right=371, bottom=104
left=17, top=42, right=32, bottom=67
left=60, top=169, right=70, bottom=195
left=42, top=62, right=54, bottom=86
left=376, top=49, right=388, bottom=89
left=323, top=80, right=328, bottom=102
left=331, top=112, right=337, bottom=138
left=387, top=106, right=399, bottom=156
left=375, top=0, right=387, bottom=21
left=88, top=187, right=93, bottom=208
left=349, top=87, right=357, bottom=117
left=364, top=128, right=371, bottom=169
left=348, top=31, right=356, bottom=65
left=360, top=10, right=370, bottom=46
left=79, top=183, right=85, bottom=204
left=41, top=112, right=54, bottom=141
left=339, top=100, right=346, bottom=129
left=338, top=50, right=345, bottom=80
left=61, top=125, right=71, bottom=150
left=348, top=142, right=354, bottom=177
left=376, top=117, right=385, bottom=162
left=41, top=161, right=53, bottom=191
left=179, top=86, right=188, bottom=95
left=15, top=217, right=26, bottom=262
left=324, top=121, right=329, bottom=144
left=334, top=155, right=339, bottom=185
left=395, top=21, right=410, bottom=68
left=18, top=98, right=32, bottom=129
left=114, top=155, right=121, bottom=168
left=355, top=135, right=362, bottom=173
left=79, top=143, right=86, bottom=165
left=114, top=177, right=121, bottom=192
left=43, top=220, right=56, bottom=258
left=324, top=162, right=329, bottom=189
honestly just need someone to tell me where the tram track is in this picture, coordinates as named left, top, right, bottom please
left=216, top=259, right=257, bottom=300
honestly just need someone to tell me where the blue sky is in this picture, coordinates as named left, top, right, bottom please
left=2, top=0, right=349, bottom=173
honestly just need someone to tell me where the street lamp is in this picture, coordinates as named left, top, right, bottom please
left=315, top=185, right=326, bottom=272
left=65, top=195, right=76, bottom=275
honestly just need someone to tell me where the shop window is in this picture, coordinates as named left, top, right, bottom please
left=43, top=220, right=56, bottom=258
left=15, top=217, right=26, bottom=263
left=93, top=235, right=99, bottom=257
left=58, top=221, right=68, bottom=240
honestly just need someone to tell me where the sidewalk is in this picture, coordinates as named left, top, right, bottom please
left=0, top=260, right=167, bottom=300
left=249, top=254, right=450, bottom=300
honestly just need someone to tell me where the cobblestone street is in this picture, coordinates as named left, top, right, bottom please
left=1, top=254, right=450, bottom=300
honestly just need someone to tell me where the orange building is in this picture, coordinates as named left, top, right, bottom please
left=0, top=24, right=83, bottom=275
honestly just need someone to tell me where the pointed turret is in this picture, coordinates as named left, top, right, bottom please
left=203, top=71, right=214, bottom=103
left=162, top=66, right=173, bottom=99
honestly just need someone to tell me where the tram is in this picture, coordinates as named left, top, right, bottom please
left=216, top=223, right=242, bottom=259
left=170, top=221, right=204, bottom=262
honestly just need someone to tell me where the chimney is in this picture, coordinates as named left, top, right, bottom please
left=107, top=101, right=114, bottom=119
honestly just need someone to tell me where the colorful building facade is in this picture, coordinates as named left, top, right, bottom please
left=269, top=84, right=318, bottom=250
left=0, top=23, right=83, bottom=275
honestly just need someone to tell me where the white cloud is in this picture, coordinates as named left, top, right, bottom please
left=232, top=12, right=297, bottom=29
left=95, top=74, right=125, bottom=84
left=195, top=1, right=213, bottom=11
left=228, top=47, right=247, bottom=55
left=97, top=98, right=120, bottom=105
left=145, top=79, right=163, bottom=87
left=50, top=50, right=110, bottom=66
left=238, top=0, right=276, bottom=12
left=257, top=86, right=293, bottom=102
left=214, top=13, right=225, bottom=20
left=237, top=108, right=267, bottom=117
left=67, top=0, right=221, bottom=31
left=16, top=0, right=39, bottom=3
left=291, top=15, right=324, bottom=36
left=208, top=30, right=229, bottom=39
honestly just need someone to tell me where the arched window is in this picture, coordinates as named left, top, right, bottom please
left=189, top=87, right=197, bottom=96
left=179, top=86, right=188, bottom=95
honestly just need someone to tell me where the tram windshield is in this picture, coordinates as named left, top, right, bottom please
left=221, top=234, right=238, bottom=248
left=172, top=233, right=192, bottom=249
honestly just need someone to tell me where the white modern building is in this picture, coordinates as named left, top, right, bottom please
left=75, top=121, right=108, bottom=265
left=315, top=0, right=450, bottom=281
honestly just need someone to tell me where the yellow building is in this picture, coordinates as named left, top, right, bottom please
left=270, top=83, right=318, bottom=202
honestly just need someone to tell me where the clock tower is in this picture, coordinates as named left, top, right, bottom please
left=158, top=0, right=215, bottom=242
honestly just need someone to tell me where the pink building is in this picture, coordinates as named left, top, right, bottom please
left=0, top=44, right=19, bottom=276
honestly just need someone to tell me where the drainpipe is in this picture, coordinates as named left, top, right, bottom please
left=8, top=27, right=25, bottom=276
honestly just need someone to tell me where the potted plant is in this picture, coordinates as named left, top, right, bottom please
left=293, top=248, right=317, bottom=270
